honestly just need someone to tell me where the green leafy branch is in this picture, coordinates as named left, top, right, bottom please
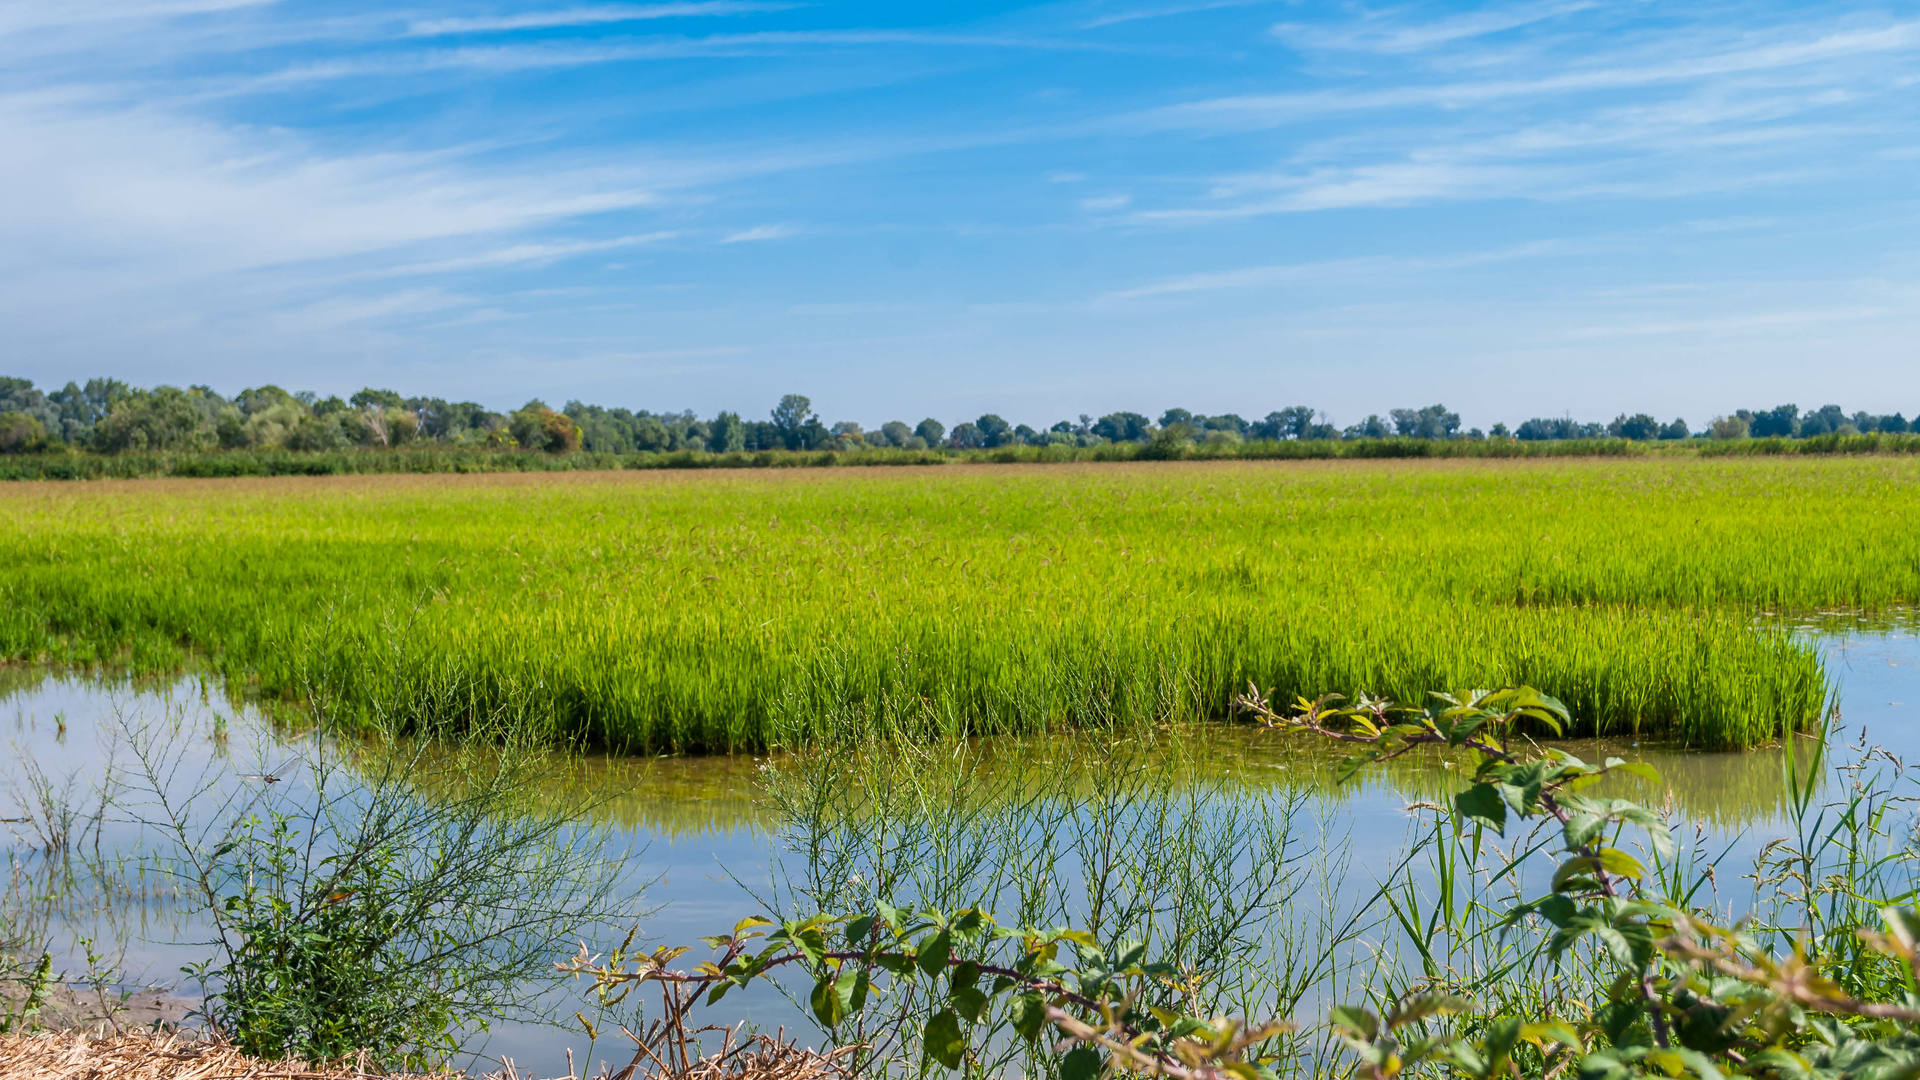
left=561, top=904, right=1292, bottom=1080
left=1234, top=684, right=1920, bottom=1080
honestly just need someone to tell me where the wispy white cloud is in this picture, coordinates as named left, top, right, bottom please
left=721, top=223, right=800, bottom=242
left=231, top=28, right=1119, bottom=88
left=1079, top=194, right=1131, bottom=210
left=369, top=233, right=679, bottom=277
left=1103, top=241, right=1568, bottom=300
left=1128, top=19, right=1920, bottom=133
left=407, top=2, right=803, bottom=37
left=1272, top=0, right=1604, bottom=55
left=0, top=90, right=665, bottom=284
left=0, top=0, right=270, bottom=36
left=1082, top=0, right=1276, bottom=30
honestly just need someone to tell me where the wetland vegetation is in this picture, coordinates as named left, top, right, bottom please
left=1, top=457, right=1899, bottom=750
left=4, top=455, right=1920, bottom=1077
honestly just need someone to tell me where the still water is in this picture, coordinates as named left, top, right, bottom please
left=4, top=623, right=1918, bottom=1074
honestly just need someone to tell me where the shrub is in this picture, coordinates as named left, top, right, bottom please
left=136, top=713, right=632, bottom=1068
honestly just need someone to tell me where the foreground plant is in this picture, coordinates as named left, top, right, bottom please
left=633, top=687, right=1920, bottom=1079
left=1237, top=686, right=1920, bottom=1079
left=123, top=710, right=634, bottom=1069
left=564, top=905, right=1290, bottom=1080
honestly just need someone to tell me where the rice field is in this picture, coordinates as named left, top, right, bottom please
left=1, top=456, right=1911, bottom=752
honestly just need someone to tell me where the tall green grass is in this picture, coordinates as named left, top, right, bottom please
left=2, top=456, right=1899, bottom=751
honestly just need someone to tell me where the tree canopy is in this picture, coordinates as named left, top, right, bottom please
left=0, top=375, right=1909, bottom=456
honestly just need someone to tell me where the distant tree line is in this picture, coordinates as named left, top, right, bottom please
left=0, top=376, right=1909, bottom=456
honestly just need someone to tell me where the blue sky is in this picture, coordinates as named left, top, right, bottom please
left=2, top=0, right=1917, bottom=430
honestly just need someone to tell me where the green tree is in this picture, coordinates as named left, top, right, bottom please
left=1609, top=413, right=1661, bottom=440
left=1092, top=412, right=1151, bottom=443
left=772, top=394, right=815, bottom=450
left=351, top=388, right=406, bottom=411
left=0, top=412, right=49, bottom=453
left=509, top=401, right=580, bottom=453
left=1750, top=404, right=1799, bottom=438
left=975, top=414, right=1014, bottom=447
left=947, top=421, right=984, bottom=449
left=90, top=387, right=213, bottom=452
left=237, top=385, right=298, bottom=417
left=1799, top=404, right=1849, bottom=436
left=286, top=414, right=349, bottom=451
left=914, top=418, right=945, bottom=447
left=1388, top=404, right=1460, bottom=440
left=878, top=421, right=913, bottom=448
left=1344, top=414, right=1392, bottom=439
left=708, top=411, right=748, bottom=452
left=632, top=415, right=670, bottom=452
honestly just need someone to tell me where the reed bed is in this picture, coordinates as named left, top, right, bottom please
left=1, top=457, right=1905, bottom=751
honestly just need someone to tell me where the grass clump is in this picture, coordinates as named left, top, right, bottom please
left=4, top=456, right=1909, bottom=750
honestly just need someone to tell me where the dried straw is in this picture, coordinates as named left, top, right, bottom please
left=0, top=1029, right=856, bottom=1080
left=0, top=1031, right=448, bottom=1080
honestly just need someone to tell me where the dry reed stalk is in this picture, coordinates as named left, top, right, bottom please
left=0, top=1031, right=447, bottom=1080
left=0, top=1030, right=857, bottom=1080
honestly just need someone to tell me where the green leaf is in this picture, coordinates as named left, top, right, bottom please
left=952, top=909, right=987, bottom=939
left=1535, top=895, right=1578, bottom=928
left=922, top=1009, right=967, bottom=1071
left=1442, top=715, right=1489, bottom=747
left=1386, top=993, right=1467, bottom=1028
left=917, top=929, right=952, bottom=977
left=1454, top=784, right=1507, bottom=833
left=810, top=976, right=845, bottom=1028
left=1010, top=993, right=1046, bottom=1041
left=952, top=984, right=989, bottom=1024
left=1059, top=1046, right=1102, bottom=1080
left=1329, top=1005, right=1379, bottom=1042
left=1056, top=929, right=1099, bottom=951
left=1592, top=920, right=1655, bottom=967
left=1616, top=807, right=1676, bottom=858
left=1607, top=760, right=1663, bottom=786
left=950, top=959, right=981, bottom=990
left=843, top=914, right=875, bottom=947
left=1495, top=762, right=1548, bottom=816
left=1595, top=847, right=1647, bottom=881
left=1519, top=1021, right=1580, bottom=1049
left=1563, top=813, right=1606, bottom=850
left=1552, top=856, right=1600, bottom=892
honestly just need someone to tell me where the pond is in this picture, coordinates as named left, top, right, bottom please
left=4, top=620, right=1918, bottom=1075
